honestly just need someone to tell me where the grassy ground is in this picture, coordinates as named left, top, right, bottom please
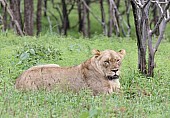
left=0, top=33, right=170, bottom=117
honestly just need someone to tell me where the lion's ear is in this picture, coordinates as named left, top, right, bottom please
left=118, top=49, right=126, bottom=58
left=92, top=49, right=101, bottom=58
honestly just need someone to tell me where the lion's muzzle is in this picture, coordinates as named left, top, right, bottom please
left=107, top=69, right=120, bottom=80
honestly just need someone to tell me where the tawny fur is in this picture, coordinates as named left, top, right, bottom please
left=15, top=49, right=125, bottom=95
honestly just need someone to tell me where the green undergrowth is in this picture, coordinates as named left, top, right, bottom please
left=0, top=33, right=170, bottom=117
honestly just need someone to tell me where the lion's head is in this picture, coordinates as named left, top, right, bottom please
left=92, top=49, right=126, bottom=80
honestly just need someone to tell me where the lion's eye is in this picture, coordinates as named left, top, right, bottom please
left=104, top=61, right=109, bottom=66
left=116, top=59, right=120, bottom=62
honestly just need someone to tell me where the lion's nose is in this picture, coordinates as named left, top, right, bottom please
left=111, top=69, right=118, bottom=73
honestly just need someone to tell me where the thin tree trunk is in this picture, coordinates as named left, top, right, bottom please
left=131, top=0, right=147, bottom=74
left=148, top=19, right=167, bottom=77
left=36, top=0, right=42, bottom=35
left=24, top=0, right=34, bottom=36
left=108, top=0, right=113, bottom=37
left=10, top=0, right=22, bottom=35
left=61, top=0, right=69, bottom=35
left=110, top=0, right=120, bottom=36
left=87, top=1, right=90, bottom=37
left=100, top=0, right=107, bottom=35
left=1, top=0, right=23, bottom=35
left=152, top=3, right=159, bottom=35
left=44, top=0, right=47, bottom=17
left=82, top=1, right=87, bottom=37
left=125, top=0, right=131, bottom=36
left=2, top=2, right=7, bottom=31
left=82, top=0, right=90, bottom=37
left=148, top=34, right=155, bottom=77
left=77, top=0, right=83, bottom=32
left=115, top=0, right=120, bottom=9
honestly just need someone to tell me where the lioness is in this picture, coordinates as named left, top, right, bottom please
left=15, top=49, right=126, bottom=95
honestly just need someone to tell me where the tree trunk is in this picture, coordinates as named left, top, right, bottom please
left=99, top=0, right=107, bottom=35
left=82, top=0, right=90, bottom=37
left=10, top=0, right=22, bottom=35
left=151, top=3, right=159, bottom=35
left=131, top=0, right=147, bottom=74
left=108, top=0, right=113, bottom=37
left=87, top=1, right=90, bottom=37
left=77, top=0, right=83, bottom=32
left=125, top=0, right=131, bottom=36
left=24, top=0, right=34, bottom=36
left=148, top=19, right=167, bottom=77
left=61, top=0, right=70, bottom=35
left=110, top=0, right=120, bottom=36
left=115, top=0, right=120, bottom=9
left=148, top=42, right=155, bottom=77
left=36, top=0, right=42, bottom=35
left=2, top=3, right=7, bottom=31
left=44, top=0, right=47, bottom=17
left=82, top=1, right=87, bottom=37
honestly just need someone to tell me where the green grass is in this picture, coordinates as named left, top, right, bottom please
left=0, top=33, right=170, bottom=117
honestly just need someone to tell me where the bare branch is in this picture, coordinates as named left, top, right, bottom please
left=166, top=17, right=170, bottom=22
left=148, top=1, right=169, bottom=4
left=47, top=16, right=52, bottom=33
left=132, top=0, right=150, bottom=9
left=110, top=0, right=120, bottom=36
left=110, top=0, right=130, bottom=36
left=155, top=0, right=164, bottom=14
left=135, top=0, right=143, bottom=8
left=143, top=0, right=150, bottom=9
left=151, top=1, right=170, bottom=35
left=154, top=20, right=166, bottom=53
left=52, top=2, right=63, bottom=22
left=67, top=0, right=76, bottom=15
left=81, top=0, right=104, bottom=26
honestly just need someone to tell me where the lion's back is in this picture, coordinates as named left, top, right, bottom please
left=15, top=64, right=60, bottom=90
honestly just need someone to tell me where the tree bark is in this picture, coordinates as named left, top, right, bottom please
left=44, top=0, right=47, bottom=17
left=148, top=33, right=155, bottom=77
left=131, top=0, right=147, bottom=74
left=78, top=0, right=83, bottom=32
left=125, top=0, right=131, bottom=36
left=110, top=0, right=120, bottom=36
left=99, top=0, right=107, bottom=36
left=151, top=3, right=159, bottom=35
left=82, top=0, right=90, bottom=37
left=2, top=2, right=7, bottom=31
left=10, top=0, right=22, bottom=35
left=108, top=0, right=113, bottom=37
left=115, top=0, right=120, bottom=9
left=24, top=0, right=34, bottom=36
left=36, top=0, right=42, bottom=35
left=1, top=0, right=23, bottom=35
left=61, top=0, right=70, bottom=35
left=87, top=2, right=90, bottom=37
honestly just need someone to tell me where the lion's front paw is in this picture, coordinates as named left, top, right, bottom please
left=104, top=85, right=121, bottom=95
left=109, top=80, right=120, bottom=93
left=112, top=85, right=120, bottom=92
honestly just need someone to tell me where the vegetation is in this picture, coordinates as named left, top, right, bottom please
left=0, top=0, right=170, bottom=117
left=0, top=33, right=170, bottom=117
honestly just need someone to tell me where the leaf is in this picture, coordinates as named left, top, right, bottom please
left=29, top=49, right=35, bottom=55
left=20, top=52, right=29, bottom=60
left=79, top=111, right=89, bottom=118
left=89, top=108, right=98, bottom=118
left=17, top=60, right=22, bottom=65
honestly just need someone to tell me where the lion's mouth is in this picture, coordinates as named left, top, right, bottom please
left=106, top=69, right=120, bottom=80
left=107, top=75, right=119, bottom=80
